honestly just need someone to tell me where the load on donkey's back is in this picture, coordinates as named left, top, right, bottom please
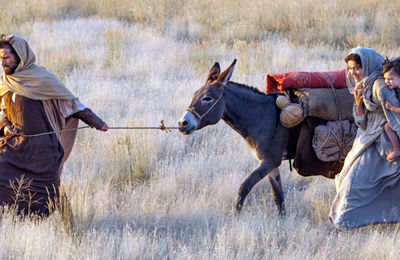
left=265, top=69, right=356, bottom=178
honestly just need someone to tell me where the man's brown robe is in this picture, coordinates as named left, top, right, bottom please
left=0, top=93, right=104, bottom=215
left=0, top=93, right=63, bottom=215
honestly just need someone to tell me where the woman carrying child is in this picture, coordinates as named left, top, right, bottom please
left=329, top=47, right=400, bottom=230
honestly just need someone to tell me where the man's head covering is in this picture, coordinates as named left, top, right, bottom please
left=0, top=35, right=76, bottom=100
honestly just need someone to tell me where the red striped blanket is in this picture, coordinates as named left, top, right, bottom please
left=265, top=69, right=346, bottom=93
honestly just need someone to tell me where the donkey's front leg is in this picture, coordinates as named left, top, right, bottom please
left=236, top=161, right=280, bottom=212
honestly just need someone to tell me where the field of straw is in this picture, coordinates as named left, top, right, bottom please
left=1, top=0, right=400, bottom=259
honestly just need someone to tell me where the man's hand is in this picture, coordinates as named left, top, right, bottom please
left=4, top=124, right=16, bottom=137
left=99, top=123, right=108, bottom=132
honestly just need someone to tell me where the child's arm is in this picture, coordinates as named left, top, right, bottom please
left=385, top=100, right=400, bottom=114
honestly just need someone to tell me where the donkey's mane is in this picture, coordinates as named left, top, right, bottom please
left=227, top=81, right=268, bottom=96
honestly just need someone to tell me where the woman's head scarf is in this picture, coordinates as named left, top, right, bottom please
left=346, top=46, right=385, bottom=111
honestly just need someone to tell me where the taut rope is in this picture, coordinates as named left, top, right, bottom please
left=11, top=120, right=178, bottom=137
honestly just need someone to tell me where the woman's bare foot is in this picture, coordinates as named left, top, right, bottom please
left=387, top=150, right=400, bottom=161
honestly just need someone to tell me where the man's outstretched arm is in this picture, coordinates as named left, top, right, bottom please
left=72, top=108, right=108, bottom=131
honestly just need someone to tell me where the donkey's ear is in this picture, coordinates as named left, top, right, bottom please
left=217, top=59, right=237, bottom=86
left=207, top=62, right=221, bottom=82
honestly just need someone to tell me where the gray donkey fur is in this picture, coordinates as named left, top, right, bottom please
left=179, top=60, right=290, bottom=213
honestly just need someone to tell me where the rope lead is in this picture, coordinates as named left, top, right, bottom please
left=13, top=120, right=179, bottom=137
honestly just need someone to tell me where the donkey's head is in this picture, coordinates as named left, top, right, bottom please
left=179, top=60, right=236, bottom=135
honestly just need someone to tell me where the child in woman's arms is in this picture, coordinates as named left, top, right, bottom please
left=382, top=58, right=400, bottom=161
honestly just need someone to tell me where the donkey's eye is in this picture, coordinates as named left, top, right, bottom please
left=202, top=96, right=212, bottom=102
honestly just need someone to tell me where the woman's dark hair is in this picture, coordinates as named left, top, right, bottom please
left=345, top=53, right=362, bottom=67
left=382, top=57, right=400, bottom=75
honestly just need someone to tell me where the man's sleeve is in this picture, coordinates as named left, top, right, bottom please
left=55, top=98, right=105, bottom=130
left=72, top=108, right=105, bottom=130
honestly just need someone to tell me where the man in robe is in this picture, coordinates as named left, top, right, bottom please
left=0, top=34, right=108, bottom=216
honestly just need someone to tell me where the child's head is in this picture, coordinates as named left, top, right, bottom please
left=383, top=58, right=400, bottom=89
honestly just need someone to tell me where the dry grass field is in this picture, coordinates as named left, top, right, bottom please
left=0, top=0, right=400, bottom=259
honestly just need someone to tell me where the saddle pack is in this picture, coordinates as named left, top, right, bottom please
left=266, top=69, right=356, bottom=178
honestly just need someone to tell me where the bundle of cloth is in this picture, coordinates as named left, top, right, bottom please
left=312, top=120, right=357, bottom=162
left=266, top=69, right=347, bottom=93
left=293, top=88, right=354, bottom=121
left=266, top=69, right=354, bottom=122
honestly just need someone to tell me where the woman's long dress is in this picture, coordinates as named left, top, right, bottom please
left=330, top=79, right=400, bottom=229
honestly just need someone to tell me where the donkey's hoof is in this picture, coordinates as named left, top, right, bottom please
left=235, top=203, right=243, bottom=214
left=278, top=205, right=286, bottom=216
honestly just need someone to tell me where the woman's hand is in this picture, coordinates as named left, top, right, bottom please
left=353, top=84, right=364, bottom=106
left=353, top=84, right=364, bottom=116
left=3, top=124, right=16, bottom=137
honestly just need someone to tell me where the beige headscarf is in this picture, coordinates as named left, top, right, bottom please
left=0, top=35, right=76, bottom=100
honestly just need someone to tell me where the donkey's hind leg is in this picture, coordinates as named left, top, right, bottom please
left=268, top=167, right=285, bottom=215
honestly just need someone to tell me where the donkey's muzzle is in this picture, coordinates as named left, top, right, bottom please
left=178, top=120, right=188, bottom=134
left=178, top=120, right=194, bottom=135
left=178, top=111, right=197, bottom=135
left=179, top=120, right=188, bottom=129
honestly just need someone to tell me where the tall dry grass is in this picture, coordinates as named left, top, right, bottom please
left=0, top=1, right=399, bottom=259
left=2, top=0, right=400, bottom=49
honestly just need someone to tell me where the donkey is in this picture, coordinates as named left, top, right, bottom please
left=178, top=60, right=291, bottom=214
